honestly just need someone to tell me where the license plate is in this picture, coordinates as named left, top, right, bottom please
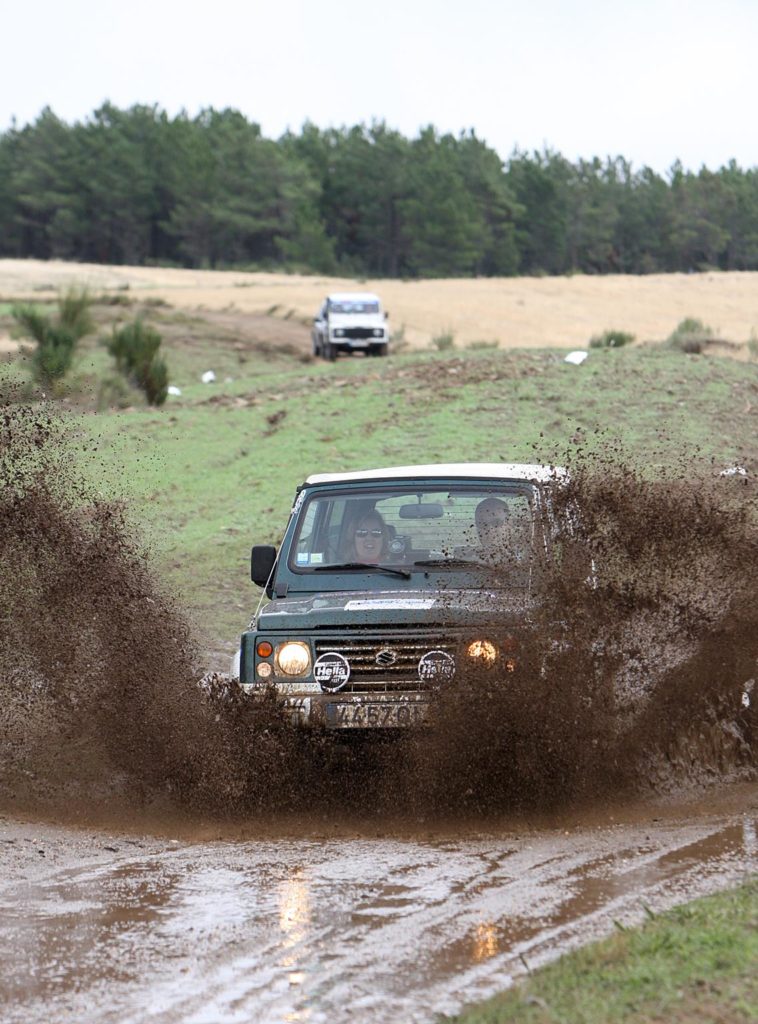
left=326, top=701, right=429, bottom=729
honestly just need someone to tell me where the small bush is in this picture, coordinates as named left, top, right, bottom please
left=432, top=330, right=456, bottom=351
left=11, top=288, right=93, bottom=384
left=58, top=288, right=95, bottom=337
left=666, top=317, right=713, bottom=354
left=589, top=329, right=635, bottom=349
left=142, top=356, right=169, bottom=405
left=96, top=292, right=134, bottom=307
left=467, top=339, right=500, bottom=350
left=106, top=319, right=169, bottom=406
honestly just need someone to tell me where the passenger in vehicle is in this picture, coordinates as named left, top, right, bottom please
left=474, top=497, right=525, bottom=564
left=346, top=511, right=389, bottom=564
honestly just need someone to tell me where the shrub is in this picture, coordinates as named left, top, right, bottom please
left=589, top=329, right=635, bottom=349
left=666, top=318, right=713, bottom=354
left=106, top=319, right=169, bottom=406
left=58, top=288, right=95, bottom=337
left=467, top=339, right=500, bottom=350
left=11, top=288, right=93, bottom=385
left=432, top=330, right=456, bottom=351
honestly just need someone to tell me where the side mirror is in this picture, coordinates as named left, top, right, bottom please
left=384, top=311, right=389, bottom=319
left=251, top=544, right=277, bottom=586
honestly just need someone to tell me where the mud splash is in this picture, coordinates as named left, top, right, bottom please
left=1, top=405, right=756, bottom=819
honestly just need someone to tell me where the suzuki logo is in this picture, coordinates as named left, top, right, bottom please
left=375, top=648, right=398, bottom=667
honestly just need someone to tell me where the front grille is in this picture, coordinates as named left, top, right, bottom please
left=341, top=327, right=375, bottom=340
left=313, top=635, right=456, bottom=691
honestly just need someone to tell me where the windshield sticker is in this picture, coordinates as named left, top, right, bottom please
left=296, top=552, right=309, bottom=564
left=314, top=652, right=351, bottom=692
left=311, top=552, right=324, bottom=564
left=345, top=599, right=436, bottom=611
left=418, top=650, right=456, bottom=683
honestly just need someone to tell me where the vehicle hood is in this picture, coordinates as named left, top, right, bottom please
left=256, top=588, right=532, bottom=631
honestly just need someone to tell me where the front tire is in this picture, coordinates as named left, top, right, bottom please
left=325, top=341, right=337, bottom=362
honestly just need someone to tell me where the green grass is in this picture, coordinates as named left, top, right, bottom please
left=4, top=322, right=758, bottom=661
left=453, top=878, right=758, bottom=1024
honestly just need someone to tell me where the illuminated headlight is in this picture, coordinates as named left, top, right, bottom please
left=333, top=328, right=345, bottom=337
left=372, top=328, right=383, bottom=337
left=467, top=640, right=498, bottom=666
left=275, top=641, right=312, bottom=676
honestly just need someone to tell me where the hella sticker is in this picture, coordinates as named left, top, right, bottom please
left=314, top=652, right=351, bottom=692
left=418, top=650, right=456, bottom=683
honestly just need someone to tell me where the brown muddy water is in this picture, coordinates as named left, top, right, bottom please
left=0, top=789, right=756, bottom=1024
left=1, top=405, right=757, bottom=1022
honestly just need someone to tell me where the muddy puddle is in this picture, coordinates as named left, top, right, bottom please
left=0, top=787, right=756, bottom=1023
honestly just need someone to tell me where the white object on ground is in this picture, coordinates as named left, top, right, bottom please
left=201, top=370, right=216, bottom=384
left=719, top=466, right=748, bottom=477
left=564, top=350, right=589, bottom=365
left=167, top=385, right=182, bottom=396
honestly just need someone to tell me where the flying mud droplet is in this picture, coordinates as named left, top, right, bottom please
left=0, top=403, right=755, bottom=820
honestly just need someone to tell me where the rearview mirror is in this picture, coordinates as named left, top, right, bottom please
left=399, top=502, right=444, bottom=519
left=251, top=544, right=277, bottom=586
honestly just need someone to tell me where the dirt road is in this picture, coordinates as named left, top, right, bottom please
left=1, top=786, right=755, bottom=1024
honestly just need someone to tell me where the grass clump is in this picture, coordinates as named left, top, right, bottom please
left=467, top=339, right=500, bottom=350
left=589, top=329, right=635, bottom=349
left=666, top=317, right=714, bottom=354
left=432, top=330, right=456, bottom=351
left=105, top=318, right=169, bottom=406
left=11, top=288, right=94, bottom=385
left=453, top=879, right=758, bottom=1024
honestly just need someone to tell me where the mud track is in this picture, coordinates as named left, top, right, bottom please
left=0, top=786, right=755, bottom=1024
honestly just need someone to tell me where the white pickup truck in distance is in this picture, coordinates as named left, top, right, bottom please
left=312, top=292, right=389, bottom=360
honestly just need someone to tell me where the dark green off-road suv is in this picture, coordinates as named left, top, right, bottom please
left=237, top=463, right=566, bottom=730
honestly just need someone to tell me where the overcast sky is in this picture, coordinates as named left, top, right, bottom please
left=2, top=0, right=756, bottom=173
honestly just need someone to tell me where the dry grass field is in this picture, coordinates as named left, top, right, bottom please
left=2, top=258, right=758, bottom=352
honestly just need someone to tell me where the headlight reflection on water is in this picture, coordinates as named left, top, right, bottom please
left=279, top=868, right=312, bottom=970
left=472, top=921, right=500, bottom=962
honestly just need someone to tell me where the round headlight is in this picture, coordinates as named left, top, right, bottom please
left=373, top=328, right=383, bottom=337
left=275, top=641, right=311, bottom=676
left=333, top=328, right=345, bottom=337
left=467, top=640, right=498, bottom=666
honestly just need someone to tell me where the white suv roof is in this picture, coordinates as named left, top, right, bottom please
left=304, top=463, right=567, bottom=486
left=327, top=292, right=381, bottom=304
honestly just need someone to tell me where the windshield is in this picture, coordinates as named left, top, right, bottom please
left=289, top=484, right=538, bottom=575
left=329, top=300, right=380, bottom=314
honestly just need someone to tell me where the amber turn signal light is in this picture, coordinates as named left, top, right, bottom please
left=257, top=641, right=273, bottom=658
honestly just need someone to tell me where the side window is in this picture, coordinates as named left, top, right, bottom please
left=293, top=497, right=349, bottom=567
left=295, top=502, right=318, bottom=564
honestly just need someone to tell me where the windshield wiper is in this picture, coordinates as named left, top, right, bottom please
left=413, top=557, right=496, bottom=571
left=312, top=561, right=411, bottom=580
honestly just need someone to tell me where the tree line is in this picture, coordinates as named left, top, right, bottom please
left=2, top=103, right=758, bottom=278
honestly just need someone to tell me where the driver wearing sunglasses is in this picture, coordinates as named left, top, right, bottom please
left=350, top=512, right=389, bottom=564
